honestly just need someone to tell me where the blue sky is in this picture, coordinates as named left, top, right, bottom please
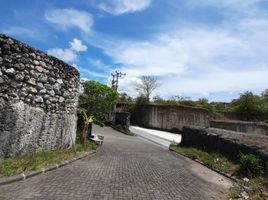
left=1, top=0, right=268, bottom=102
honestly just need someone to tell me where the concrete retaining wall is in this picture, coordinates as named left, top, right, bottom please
left=210, top=120, right=268, bottom=136
left=115, top=112, right=130, bottom=130
left=181, top=126, right=268, bottom=164
left=131, top=105, right=210, bottom=132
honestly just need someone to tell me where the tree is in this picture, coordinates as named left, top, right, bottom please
left=153, top=95, right=166, bottom=104
left=135, top=76, right=158, bottom=103
left=118, top=92, right=133, bottom=103
left=79, top=81, right=118, bottom=123
left=135, top=95, right=148, bottom=105
left=228, top=91, right=263, bottom=121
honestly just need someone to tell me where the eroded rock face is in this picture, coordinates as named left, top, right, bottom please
left=0, top=34, right=80, bottom=158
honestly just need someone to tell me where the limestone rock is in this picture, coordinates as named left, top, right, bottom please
left=5, top=68, right=15, bottom=76
left=37, top=82, right=44, bottom=90
left=27, top=78, right=36, bottom=86
left=28, top=87, right=37, bottom=94
left=14, top=73, right=24, bottom=81
left=33, top=60, right=40, bottom=65
left=48, top=77, right=55, bottom=84
left=35, top=96, right=43, bottom=103
left=14, top=63, right=25, bottom=70
left=47, top=90, right=55, bottom=96
left=0, top=34, right=80, bottom=158
left=35, top=66, right=43, bottom=72
left=39, top=75, right=47, bottom=82
left=39, top=89, right=47, bottom=94
left=57, top=79, right=63, bottom=84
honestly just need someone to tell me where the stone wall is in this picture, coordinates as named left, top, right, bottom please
left=210, top=120, right=268, bottom=136
left=130, top=105, right=210, bottom=132
left=115, top=112, right=130, bottom=130
left=0, top=34, right=80, bottom=158
left=181, top=126, right=268, bottom=164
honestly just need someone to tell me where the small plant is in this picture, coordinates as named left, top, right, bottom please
left=80, top=111, right=93, bottom=147
left=239, top=153, right=263, bottom=177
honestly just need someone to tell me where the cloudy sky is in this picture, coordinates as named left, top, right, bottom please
left=1, top=0, right=268, bottom=102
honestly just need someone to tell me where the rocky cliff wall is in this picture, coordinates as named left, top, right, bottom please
left=0, top=34, right=80, bottom=158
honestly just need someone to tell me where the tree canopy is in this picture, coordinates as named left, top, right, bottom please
left=228, top=91, right=265, bottom=121
left=135, top=76, right=158, bottom=103
left=79, top=80, right=118, bottom=123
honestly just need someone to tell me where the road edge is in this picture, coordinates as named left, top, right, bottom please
left=0, top=150, right=98, bottom=186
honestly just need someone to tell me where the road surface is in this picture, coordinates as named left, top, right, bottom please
left=0, top=126, right=232, bottom=200
left=130, top=126, right=181, bottom=149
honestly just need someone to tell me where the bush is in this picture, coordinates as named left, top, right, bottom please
left=239, top=153, right=263, bottom=177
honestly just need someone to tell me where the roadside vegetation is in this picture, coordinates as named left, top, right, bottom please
left=0, top=140, right=97, bottom=177
left=119, top=89, right=268, bottom=121
left=0, top=80, right=118, bottom=178
left=79, top=80, right=119, bottom=124
left=169, top=144, right=268, bottom=200
left=169, top=144, right=239, bottom=175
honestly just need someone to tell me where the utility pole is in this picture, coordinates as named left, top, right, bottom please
left=109, top=71, right=126, bottom=124
left=111, top=71, right=126, bottom=90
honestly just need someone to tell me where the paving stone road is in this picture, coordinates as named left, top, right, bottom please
left=0, top=126, right=232, bottom=200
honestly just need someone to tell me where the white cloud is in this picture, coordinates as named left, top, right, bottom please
left=81, top=0, right=268, bottom=101
left=79, top=66, right=108, bottom=78
left=187, top=0, right=260, bottom=9
left=45, top=9, right=93, bottom=33
left=89, top=16, right=268, bottom=100
left=160, top=68, right=268, bottom=96
left=88, top=58, right=112, bottom=69
left=99, top=0, right=151, bottom=15
left=2, top=27, right=38, bottom=39
left=47, top=38, right=87, bottom=63
left=47, top=48, right=77, bottom=62
left=72, top=63, right=107, bottom=78
left=70, top=38, right=87, bottom=52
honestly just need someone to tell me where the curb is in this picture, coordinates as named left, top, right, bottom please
left=0, top=150, right=97, bottom=186
left=169, top=147, right=240, bottom=183
left=111, top=126, right=135, bottom=136
left=136, top=133, right=171, bottom=149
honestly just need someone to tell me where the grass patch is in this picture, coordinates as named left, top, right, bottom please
left=0, top=141, right=97, bottom=178
left=239, top=153, right=264, bottom=178
left=169, top=144, right=239, bottom=175
left=170, top=144, right=268, bottom=200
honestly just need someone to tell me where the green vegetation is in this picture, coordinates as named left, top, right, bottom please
left=227, top=177, right=268, bottom=200
left=79, top=80, right=119, bottom=123
left=120, top=89, right=268, bottom=121
left=239, top=153, right=263, bottom=177
left=79, top=111, right=94, bottom=146
left=169, top=145, right=239, bottom=175
left=135, top=76, right=158, bottom=103
left=170, top=145, right=268, bottom=200
left=0, top=141, right=97, bottom=177
left=228, top=91, right=265, bottom=121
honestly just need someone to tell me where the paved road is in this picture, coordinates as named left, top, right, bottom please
left=0, top=126, right=232, bottom=200
left=130, top=126, right=181, bottom=149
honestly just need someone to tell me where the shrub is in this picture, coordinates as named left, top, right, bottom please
left=239, top=153, right=263, bottom=177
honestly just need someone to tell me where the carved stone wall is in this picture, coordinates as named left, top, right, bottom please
left=0, top=34, right=80, bottom=158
